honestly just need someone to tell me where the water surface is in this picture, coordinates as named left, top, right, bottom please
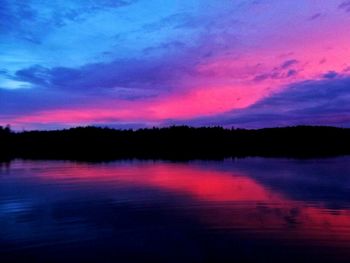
left=1, top=158, right=350, bottom=262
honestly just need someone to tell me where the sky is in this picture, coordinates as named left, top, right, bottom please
left=1, top=0, right=350, bottom=130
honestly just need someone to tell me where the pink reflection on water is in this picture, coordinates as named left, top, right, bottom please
left=12, top=160, right=350, bottom=251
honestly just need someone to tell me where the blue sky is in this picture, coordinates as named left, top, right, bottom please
left=1, top=0, right=350, bottom=129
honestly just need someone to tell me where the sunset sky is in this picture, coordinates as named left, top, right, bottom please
left=1, top=0, right=350, bottom=130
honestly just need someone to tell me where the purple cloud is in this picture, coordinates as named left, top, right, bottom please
left=323, top=71, right=339, bottom=79
left=182, top=75, right=350, bottom=128
left=253, top=59, right=299, bottom=82
left=14, top=56, right=196, bottom=95
left=339, top=1, right=350, bottom=12
left=309, top=13, right=322, bottom=21
left=280, top=59, right=299, bottom=69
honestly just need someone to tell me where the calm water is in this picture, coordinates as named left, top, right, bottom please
left=1, top=158, right=350, bottom=263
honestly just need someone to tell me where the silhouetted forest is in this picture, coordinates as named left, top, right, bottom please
left=1, top=125, right=350, bottom=161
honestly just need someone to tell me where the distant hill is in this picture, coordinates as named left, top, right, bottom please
left=1, top=125, right=350, bottom=161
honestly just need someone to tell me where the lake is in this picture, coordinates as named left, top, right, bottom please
left=1, top=158, right=350, bottom=262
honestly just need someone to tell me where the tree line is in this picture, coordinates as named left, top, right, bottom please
left=1, top=125, right=350, bottom=161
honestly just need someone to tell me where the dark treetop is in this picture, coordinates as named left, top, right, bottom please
left=1, top=125, right=350, bottom=161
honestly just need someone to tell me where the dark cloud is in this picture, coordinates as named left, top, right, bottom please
left=14, top=56, right=194, bottom=95
left=287, top=69, right=298, bottom=77
left=2, top=52, right=197, bottom=117
left=184, top=75, right=350, bottom=128
left=253, top=73, right=271, bottom=82
left=280, top=59, right=299, bottom=69
left=339, top=1, right=350, bottom=12
left=254, top=70, right=296, bottom=81
left=309, top=13, right=322, bottom=21
left=15, top=65, right=52, bottom=86
left=253, top=59, right=299, bottom=82
left=323, top=71, right=339, bottom=79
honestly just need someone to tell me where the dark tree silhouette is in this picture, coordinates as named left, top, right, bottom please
left=0, top=125, right=350, bottom=161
